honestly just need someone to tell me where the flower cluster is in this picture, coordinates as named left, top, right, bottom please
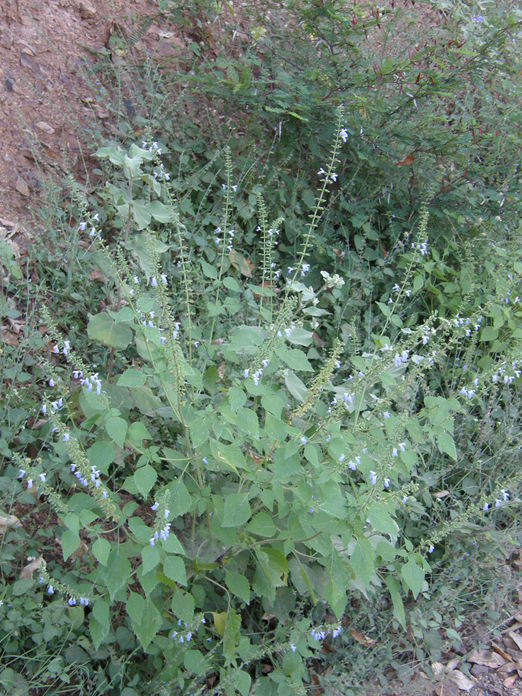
left=393, top=350, right=409, bottom=368
left=153, top=162, right=170, bottom=181
left=150, top=498, right=172, bottom=546
left=317, top=168, right=338, bottom=184
left=310, top=624, right=343, bottom=642
left=244, top=358, right=269, bottom=386
left=142, top=140, right=162, bottom=155
left=214, top=226, right=235, bottom=253
left=411, top=240, right=428, bottom=256
left=171, top=615, right=206, bottom=644
left=320, top=270, right=345, bottom=289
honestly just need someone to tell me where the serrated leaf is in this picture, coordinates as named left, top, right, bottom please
left=92, top=537, right=111, bottom=566
left=279, top=348, right=313, bottom=371
left=87, top=312, right=133, bottom=350
left=386, top=576, right=406, bottom=630
left=61, top=529, right=81, bottom=561
left=132, top=200, right=152, bottom=230
left=103, top=551, right=131, bottom=601
left=222, top=494, right=251, bottom=527
left=141, top=544, right=161, bottom=575
left=284, top=370, right=308, bottom=402
left=246, top=512, right=277, bottom=537
left=163, top=555, right=187, bottom=586
left=134, top=464, right=157, bottom=498
left=149, top=200, right=175, bottom=222
left=106, top=416, right=128, bottom=448
left=401, top=559, right=425, bottom=599
left=223, top=608, right=241, bottom=662
left=367, top=506, right=399, bottom=540
left=117, top=369, right=146, bottom=388
left=225, top=571, right=251, bottom=603
left=437, top=432, right=457, bottom=461
left=351, top=537, right=374, bottom=587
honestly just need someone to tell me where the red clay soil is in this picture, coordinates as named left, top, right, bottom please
left=0, top=0, right=182, bottom=240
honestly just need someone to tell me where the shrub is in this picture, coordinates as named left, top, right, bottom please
left=2, top=114, right=519, bottom=693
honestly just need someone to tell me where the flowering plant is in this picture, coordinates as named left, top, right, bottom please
left=5, top=110, right=520, bottom=693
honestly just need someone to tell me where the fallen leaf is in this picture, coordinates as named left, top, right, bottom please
left=434, top=490, right=450, bottom=499
left=1, top=329, right=19, bottom=346
left=0, top=514, right=22, bottom=532
left=35, top=121, right=55, bottom=135
left=508, top=632, right=522, bottom=651
left=312, top=332, right=325, bottom=348
left=15, top=176, right=30, bottom=197
left=217, top=362, right=226, bottom=382
left=499, top=662, right=522, bottom=674
left=229, top=250, right=253, bottom=277
left=504, top=674, right=518, bottom=689
left=468, top=649, right=505, bottom=668
left=20, top=556, right=45, bottom=579
left=89, top=270, right=105, bottom=282
left=492, top=642, right=513, bottom=662
left=395, top=154, right=415, bottom=167
left=351, top=629, right=376, bottom=647
left=431, top=662, right=445, bottom=676
left=448, top=670, right=475, bottom=691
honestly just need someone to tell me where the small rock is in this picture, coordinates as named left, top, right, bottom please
left=79, top=1, right=96, bottom=19
left=470, top=663, right=489, bottom=677
left=35, top=121, right=55, bottom=135
left=15, top=176, right=30, bottom=197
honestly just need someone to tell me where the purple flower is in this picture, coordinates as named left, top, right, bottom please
left=472, top=15, right=484, bottom=23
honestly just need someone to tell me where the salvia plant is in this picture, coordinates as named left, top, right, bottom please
left=4, top=107, right=520, bottom=694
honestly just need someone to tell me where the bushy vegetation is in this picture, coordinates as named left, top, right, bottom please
left=0, top=1, right=520, bottom=694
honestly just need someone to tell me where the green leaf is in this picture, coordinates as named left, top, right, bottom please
left=87, top=312, right=133, bottom=350
left=437, top=432, right=457, bottom=461
left=367, top=506, right=399, bottom=541
left=89, top=615, right=109, bottom=650
left=223, top=276, right=242, bottom=293
left=480, top=325, right=498, bottom=341
left=141, top=544, right=161, bottom=575
left=401, top=559, right=425, bottom=599
left=201, top=259, right=218, bottom=279
left=92, top=537, right=111, bottom=566
left=184, top=650, right=206, bottom=676
left=225, top=571, right=251, bottom=604
left=126, top=591, right=145, bottom=625
left=106, top=416, right=128, bottom=449
left=163, top=556, right=187, bottom=586
left=163, top=534, right=185, bottom=555
left=279, top=348, right=313, bottom=371
left=171, top=590, right=195, bottom=623
left=386, top=576, right=406, bottom=630
left=247, top=512, right=277, bottom=537
left=222, top=494, right=251, bottom=527
left=132, top=200, right=152, bottom=230
left=351, top=538, right=374, bottom=588
left=284, top=371, right=308, bottom=402
left=62, top=529, right=81, bottom=561
left=285, top=327, right=313, bottom=346
left=103, top=551, right=131, bottom=601
left=149, top=200, right=175, bottom=222
left=128, top=594, right=162, bottom=650
left=134, top=464, right=157, bottom=498
left=223, top=608, right=241, bottom=662
left=117, top=369, right=146, bottom=388
left=167, top=478, right=193, bottom=517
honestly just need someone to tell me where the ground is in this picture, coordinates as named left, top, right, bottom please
left=0, top=1, right=520, bottom=693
